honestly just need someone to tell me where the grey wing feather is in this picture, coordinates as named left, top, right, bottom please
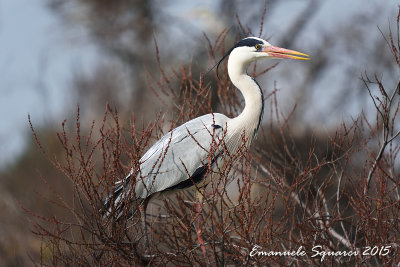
left=135, top=113, right=228, bottom=198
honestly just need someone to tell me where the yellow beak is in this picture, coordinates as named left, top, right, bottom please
left=262, top=45, right=310, bottom=60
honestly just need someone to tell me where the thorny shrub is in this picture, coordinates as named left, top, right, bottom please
left=28, top=10, right=400, bottom=266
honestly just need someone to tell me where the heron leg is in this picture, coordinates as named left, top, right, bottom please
left=195, top=191, right=207, bottom=259
left=140, top=198, right=150, bottom=249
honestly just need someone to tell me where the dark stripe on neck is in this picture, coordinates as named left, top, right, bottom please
left=252, top=77, right=264, bottom=139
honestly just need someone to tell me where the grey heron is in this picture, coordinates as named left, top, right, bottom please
left=103, top=36, right=309, bottom=250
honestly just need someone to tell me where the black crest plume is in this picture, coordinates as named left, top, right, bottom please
left=205, top=37, right=264, bottom=79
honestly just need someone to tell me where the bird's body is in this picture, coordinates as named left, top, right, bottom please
left=118, top=113, right=227, bottom=200
left=103, top=37, right=309, bottom=220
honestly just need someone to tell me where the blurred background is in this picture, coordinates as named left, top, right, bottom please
left=0, top=0, right=397, bottom=265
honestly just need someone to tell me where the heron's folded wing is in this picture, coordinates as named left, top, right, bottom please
left=135, top=113, right=227, bottom=198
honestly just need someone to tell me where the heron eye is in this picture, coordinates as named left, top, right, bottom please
left=255, top=44, right=261, bottom=50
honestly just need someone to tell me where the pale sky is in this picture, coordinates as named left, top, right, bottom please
left=0, top=0, right=99, bottom=168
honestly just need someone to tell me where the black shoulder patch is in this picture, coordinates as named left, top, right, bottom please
left=163, top=165, right=207, bottom=191
left=162, top=154, right=221, bottom=192
left=212, top=124, right=222, bottom=129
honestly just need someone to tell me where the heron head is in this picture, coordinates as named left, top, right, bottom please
left=230, top=37, right=310, bottom=62
left=213, top=37, right=310, bottom=76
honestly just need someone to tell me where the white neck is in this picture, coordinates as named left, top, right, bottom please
left=227, top=54, right=264, bottom=147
